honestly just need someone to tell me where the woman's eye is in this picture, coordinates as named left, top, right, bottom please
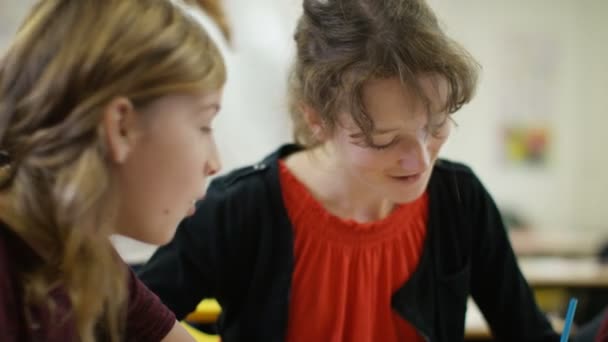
left=367, top=137, right=400, bottom=150
left=428, top=115, right=454, bottom=137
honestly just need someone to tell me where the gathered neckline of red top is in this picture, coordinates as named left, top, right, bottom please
left=278, top=160, right=428, bottom=245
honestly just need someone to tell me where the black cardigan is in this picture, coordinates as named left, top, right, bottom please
left=138, top=144, right=559, bottom=342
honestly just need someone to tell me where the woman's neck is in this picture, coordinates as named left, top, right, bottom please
left=284, top=147, right=395, bottom=222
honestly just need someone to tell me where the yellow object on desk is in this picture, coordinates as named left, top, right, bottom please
left=185, top=299, right=222, bottom=324
left=186, top=297, right=570, bottom=340
left=182, top=299, right=222, bottom=342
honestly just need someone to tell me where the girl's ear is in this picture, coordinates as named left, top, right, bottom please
left=100, top=97, right=142, bottom=164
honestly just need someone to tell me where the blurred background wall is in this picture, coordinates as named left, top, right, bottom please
left=2, top=0, right=607, bottom=255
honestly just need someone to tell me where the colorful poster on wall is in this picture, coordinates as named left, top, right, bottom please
left=496, top=33, right=560, bottom=168
left=502, top=122, right=551, bottom=167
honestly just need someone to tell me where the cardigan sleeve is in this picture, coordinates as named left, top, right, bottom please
left=467, top=172, right=559, bottom=342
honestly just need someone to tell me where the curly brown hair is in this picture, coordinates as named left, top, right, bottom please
left=289, top=0, right=480, bottom=147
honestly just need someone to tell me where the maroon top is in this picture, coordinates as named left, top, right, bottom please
left=597, top=311, right=608, bottom=342
left=0, top=223, right=176, bottom=341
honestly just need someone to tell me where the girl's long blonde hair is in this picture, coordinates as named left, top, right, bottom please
left=189, top=0, right=231, bottom=41
left=0, top=0, right=225, bottom=341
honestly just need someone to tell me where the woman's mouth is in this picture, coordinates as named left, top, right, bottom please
left=389, top=172, right=422, bottom=184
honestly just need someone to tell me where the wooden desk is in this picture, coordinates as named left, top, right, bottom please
left=466, top=257, right=607, bottom=339
left=188, top=298, right=565, bottom=340
left=510, top=230, right=607, bottom=258
left=519, top=257, right=608, bottom=288
left=464, top=299, right=565, bottom=341
left=186, top=258, right=606, bottom=338
left=464, top=299, right=492, bottom=340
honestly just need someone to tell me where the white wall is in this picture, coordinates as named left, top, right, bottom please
left=210, top=0, right=300, bottom=171
left=213, top=0, right=608, bottom=232
left=0, top=1, right=34, bottom=48
left=430, top=0, right=607, bottom=231
left=570, top=0, right=608, bottom=231
left=2, top=1, right=606, bottom=262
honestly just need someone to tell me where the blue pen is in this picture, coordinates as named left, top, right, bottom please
left=560, top=298, right=578, bottom=342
